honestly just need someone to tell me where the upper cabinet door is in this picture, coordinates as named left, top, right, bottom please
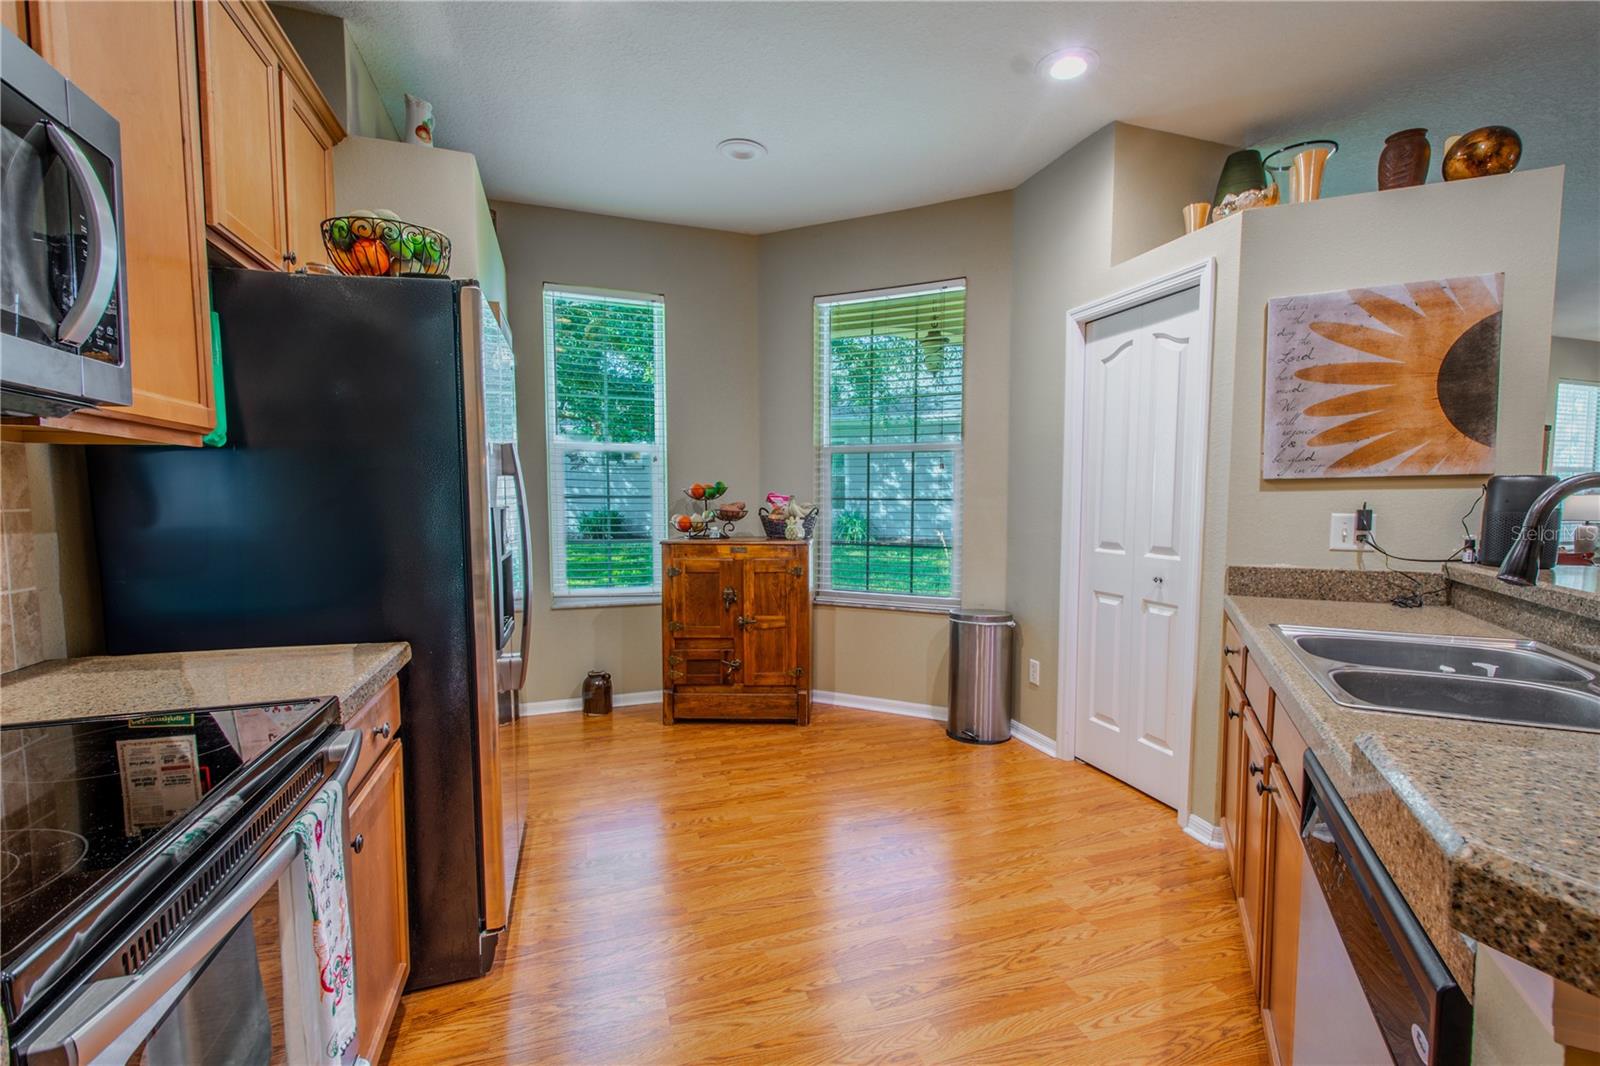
left=26, top=1, right=216, bottom=438
left=196, top=0, right=285, bottom=268
left=280, top=68, right=334, bottom=271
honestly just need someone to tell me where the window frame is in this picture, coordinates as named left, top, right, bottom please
left=542, top=284, right=668, bottom=609
left=1548, top=376, right=1600, bottom=546
left=814, top=278, right=966, bottom=612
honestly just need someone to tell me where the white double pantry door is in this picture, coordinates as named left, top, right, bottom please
left=1072, top=285, right=1206, bottom=809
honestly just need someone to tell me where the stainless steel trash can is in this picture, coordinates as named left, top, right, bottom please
left=947, top=608, right=1016, bottom=744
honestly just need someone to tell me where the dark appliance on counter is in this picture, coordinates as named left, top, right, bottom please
left=1293, top=750, right=1471, bottom=1065
left=1480, top=474, right=1560, bottom=569
left=2, top=699, right=358, bottom=1065
left=1, top=27, right=130, bottom=417
left=85, top=271, right=533, bottom=989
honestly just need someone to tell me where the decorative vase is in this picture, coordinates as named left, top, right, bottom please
left=1378, top=128, right=1430, bottom=190
left=1290, top=147, right=1331, bottom=203
left=1182, top=202, right=1210, bottom=233
left=1442, top=126, right=1521, bottom=181
left=1212, top=149, right=1269, bottom=208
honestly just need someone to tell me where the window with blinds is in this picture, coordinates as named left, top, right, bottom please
left=543, top=286, right=667, bottom=605
left=815, top=280, right=964, bottom=608
left=1549, top=379, right=1600, bottom=544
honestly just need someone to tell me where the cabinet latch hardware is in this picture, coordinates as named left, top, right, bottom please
left=736, top=615, right=755, bottom=628
left=668, top=654, right=683, bottom=666
left=668, top=670, right=685, bottom=682
left=666, top=566, right=681, bottom=578
left=788, top=565, right=804, bottom=576
left=790, top=666, right=805, bottom=679
left=668, top=621, right=685, bottom=633
left=723, top=586, right=738, bottom=608
left=721, top=658, right=742, bottom=673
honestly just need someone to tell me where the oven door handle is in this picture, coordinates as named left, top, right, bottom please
left=17, top=731, right=362, bottom=1066
left=44, top=121, right=120, bottom=349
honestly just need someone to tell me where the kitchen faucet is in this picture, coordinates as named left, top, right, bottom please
left=1497, top=471, right=1600, bottom=585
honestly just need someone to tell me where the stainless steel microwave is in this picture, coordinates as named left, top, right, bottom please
left=1, top=28, right=129, bottom=417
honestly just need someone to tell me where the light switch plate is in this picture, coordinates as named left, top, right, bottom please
left=1329, top=512, right=1372, bottom=551
left=1028, top=659, right=1041, bottom=686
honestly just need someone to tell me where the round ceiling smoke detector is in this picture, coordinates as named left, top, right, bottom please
left=717, top=138, right=768, bottom=161
left=1039, top=47, right=1098, bottom=81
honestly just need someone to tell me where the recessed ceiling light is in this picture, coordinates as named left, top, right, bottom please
left=718, top=138, right=767, bottom=161
left=1039, top=47, right=1097, bottom=81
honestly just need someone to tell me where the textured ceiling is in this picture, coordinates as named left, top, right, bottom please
left=299, top=1, right=1600, bottom=339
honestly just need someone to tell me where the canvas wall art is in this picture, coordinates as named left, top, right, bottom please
left=1263, top=274, right=1503, bottom=479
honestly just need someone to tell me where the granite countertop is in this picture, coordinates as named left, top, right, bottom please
left=1444, top=561, right=1600, bottom=621
left=0, top=643, right=411, bottom=725
left=1223, top=596, right=1599, bottom=997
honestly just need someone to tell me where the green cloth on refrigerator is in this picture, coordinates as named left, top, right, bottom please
left=202, top=310, right=227, bottom=447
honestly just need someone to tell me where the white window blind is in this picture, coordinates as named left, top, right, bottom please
left=1549, top=378, right=1600, bottom=544
left=815, top=280, right=964, bottom=608
left=543, top=286, right=667, bottom=605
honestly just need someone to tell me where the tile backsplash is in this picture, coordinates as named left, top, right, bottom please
left=1, top=443, right=44, bottom=672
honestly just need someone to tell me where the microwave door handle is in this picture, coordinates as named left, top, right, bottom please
left=501, top=441, right=534, bottom=692
left=45, top=121, right=119, bottom=348
left=15, top=731, right=361, bottom=1066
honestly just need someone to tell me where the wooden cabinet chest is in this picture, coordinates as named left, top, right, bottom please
left=661, top=539, right=812, bottom=724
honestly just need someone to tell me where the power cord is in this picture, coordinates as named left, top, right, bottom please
left=1353, top=490, right=1483, bottom=607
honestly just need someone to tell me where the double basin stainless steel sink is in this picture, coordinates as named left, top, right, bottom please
left=1272, top=625, right=1600, bottom=733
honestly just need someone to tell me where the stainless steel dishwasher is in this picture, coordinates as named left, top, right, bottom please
left=1294, top=750, right=1472, bottom=1065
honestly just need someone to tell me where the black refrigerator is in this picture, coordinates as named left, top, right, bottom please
left=87, top=269, right=532, bottom=988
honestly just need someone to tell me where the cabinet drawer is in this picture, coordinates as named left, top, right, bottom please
left=1271, top=704, right=1310, bottom=805
left=672, top=690, right=803, bottom=721
left=1243, top=652, right=1274, bottom=737
left=1223, top=615, right=1246, bottom=686
left=667, top=642, right=738, bottom=687
left=345, top=677, right=401, bottom=790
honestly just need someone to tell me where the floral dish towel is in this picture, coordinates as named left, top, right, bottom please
left=281, top=779, right=359, bottom=1065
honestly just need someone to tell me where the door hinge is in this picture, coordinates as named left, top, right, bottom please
left=667, top=620, right=685, bottom=633
left=788, top=565, right=804, bottom=576
left=668, top=654, right=683, bottom=666
left=790, top=666, right=805, bottom=678
left=665, top=566, right=681, bottom=578
left=668, top=670, right=685, bottom=682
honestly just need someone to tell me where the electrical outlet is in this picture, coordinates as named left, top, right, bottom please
left=1329, top=512, right=1371, bottom=551
left=1028, top=659, right=1041, bottom=686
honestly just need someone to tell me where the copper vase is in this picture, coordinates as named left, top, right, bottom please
left=1442, top=125, right=1522, bottom=181
left=1378, top=128, right=1430, bottom=190
left=1289, top=147, right=1330, bottom=204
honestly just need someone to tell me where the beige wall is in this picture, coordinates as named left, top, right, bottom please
left=271, top=5, right=398, bottom=141
left=1110, top=125, right=1237, bottom=266
left=491, top=202, right=760, bottom=702
left=1224, top=167, right=1565, bottom=568
left=0, top=444, right=100, bottom=677
left=757, top=192, right=1013, bottom=705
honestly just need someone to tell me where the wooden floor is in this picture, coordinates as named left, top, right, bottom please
left=381, top=705, right=1268, bottom=1065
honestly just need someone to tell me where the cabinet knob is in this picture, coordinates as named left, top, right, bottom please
left=1223, top=645, right=1241, bottom=656
left=285, top=250, right=298, bottom=265
left=351, top=834, right=365, bottom=854
left=1256, top=780, right=1276, bottom=796
left=1248, top=760, right=1263, bottom=777
left=371, top=721, right=392, bottom=739
left=1226, top=707, right=1241, bottom=721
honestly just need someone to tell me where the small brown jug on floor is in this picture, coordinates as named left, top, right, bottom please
left=582, top=671, right=613, bottom=715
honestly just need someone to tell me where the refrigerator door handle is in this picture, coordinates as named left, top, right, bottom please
left=499, top=441, right=534, bottom=693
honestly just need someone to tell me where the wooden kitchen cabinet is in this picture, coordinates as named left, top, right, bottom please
left=1238, top=707, right=1272, bottom=990
left=4, top=1, right=218, bottom=446
left=1221, top=669, right=1246, bottom=885
left=662, top=539, right=812, bottom=724
left=1261, top=760, right=1305, bottom=1066
left=347, top=732, right=409, bottom=1066
left=196, top=0, right=342, bottom=270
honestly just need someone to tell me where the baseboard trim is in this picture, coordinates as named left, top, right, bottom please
left=812, top=690, right=945, bottom=721
left=1183, top=813, right=1225, bottom=849
left=520, top=689, right=663, bottom=716
left=1008, top=720, right=1057, bottom=757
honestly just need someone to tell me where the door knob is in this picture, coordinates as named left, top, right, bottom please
left=1153, top=576, right=1164, bottom=585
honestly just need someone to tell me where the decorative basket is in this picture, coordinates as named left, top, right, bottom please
left=760, top=505, right=819, bottom=540
left=321, top=215, right=452, bottom=277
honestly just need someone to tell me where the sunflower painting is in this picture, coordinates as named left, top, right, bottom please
left=1263, top=274, right=1503, bottom=479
